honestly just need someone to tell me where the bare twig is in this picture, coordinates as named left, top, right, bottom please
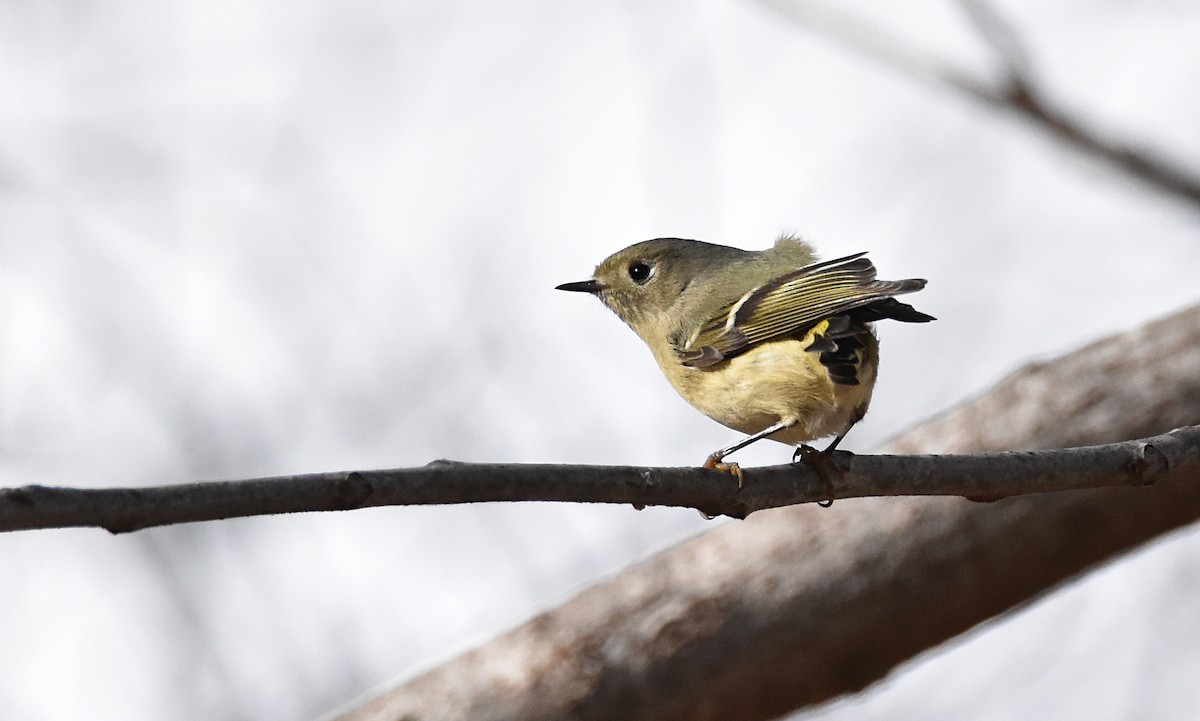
left=753, top=0, right=1200, bottom=206
left=2, top=428, right=1196, bottom=534
left=329, top=303, right=1200, bottom=721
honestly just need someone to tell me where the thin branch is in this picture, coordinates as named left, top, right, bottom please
left=2, top=427, right=1196, bottom=533
left=753, top=0, right=1200, bottom=206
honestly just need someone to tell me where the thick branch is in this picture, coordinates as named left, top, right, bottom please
left=753, top=0, right=1200, bottom=206
left=2, top=428, right=1198, bottom=533
left=330, top=303, right=1200, bottom=721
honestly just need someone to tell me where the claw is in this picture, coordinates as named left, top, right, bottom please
left=792, top=443, right=821, bottom=465
left=704, top=454, right=745, bottom=488
left=792, top=444, right=840, bottom=507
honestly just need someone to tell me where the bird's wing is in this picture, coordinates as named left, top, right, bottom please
left=679, top=253, right=931, bottom=368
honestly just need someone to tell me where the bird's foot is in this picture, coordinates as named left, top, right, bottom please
left=703, top=454, right=745, bottom=489
left=792, top=444, right=842, bottom=507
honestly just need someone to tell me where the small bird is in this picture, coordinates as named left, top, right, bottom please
left=556, top=235, right=933, bottom=482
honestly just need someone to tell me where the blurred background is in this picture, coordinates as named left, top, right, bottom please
left=2, top=0, right=1199, bottom=719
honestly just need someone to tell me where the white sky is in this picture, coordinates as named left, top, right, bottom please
left=1, top=1, right=1199, bottom=720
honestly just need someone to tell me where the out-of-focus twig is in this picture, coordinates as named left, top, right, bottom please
left=957, top=0, right=1032, bottom=77
left=754, top=0, right=1200, bottom=207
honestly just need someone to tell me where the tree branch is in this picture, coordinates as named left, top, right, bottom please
left=752, top=0, right=1200, bottom=206
left=328, top=303, right=1200, bottom=721
left=2, top=426, right=1198, bottom=533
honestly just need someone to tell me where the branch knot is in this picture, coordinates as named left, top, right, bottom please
left=1128, top=443, right=1169, bottom=485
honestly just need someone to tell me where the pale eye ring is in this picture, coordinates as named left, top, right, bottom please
left=628, top=261, right=653, bottom=284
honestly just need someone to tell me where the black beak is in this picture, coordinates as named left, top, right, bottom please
left=555, top=279, right=605, bottom=294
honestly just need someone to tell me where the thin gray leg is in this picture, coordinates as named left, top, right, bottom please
left=708, top=419, right=796, bottom=464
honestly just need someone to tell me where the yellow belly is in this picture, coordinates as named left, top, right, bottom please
left=654, top=334, right=877, bottom=445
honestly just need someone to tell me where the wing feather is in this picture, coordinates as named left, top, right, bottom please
left=680, top=253, right=930, bottom=368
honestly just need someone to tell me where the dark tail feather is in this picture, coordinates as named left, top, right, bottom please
left=853, top=296, right=936, bottom=324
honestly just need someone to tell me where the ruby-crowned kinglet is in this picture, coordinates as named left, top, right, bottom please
left=556, top=235, right=933, bottom=478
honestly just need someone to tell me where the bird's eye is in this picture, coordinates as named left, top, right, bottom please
left=628, top=262, right=653, bottom=284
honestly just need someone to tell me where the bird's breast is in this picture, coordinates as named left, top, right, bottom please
left=654, top=334, right=875, bottom=443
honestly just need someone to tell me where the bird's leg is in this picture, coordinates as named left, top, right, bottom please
left=793, top=417, right=860, bottom=506
left=704, top=419, right=796, bottom=488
